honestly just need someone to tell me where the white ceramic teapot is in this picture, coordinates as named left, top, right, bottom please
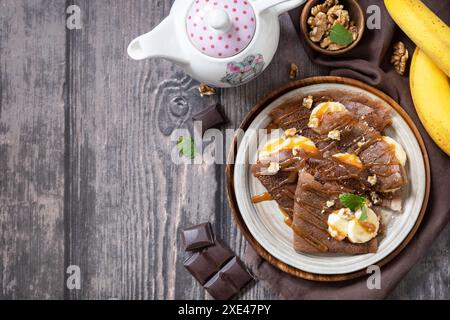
left=128, top=0, right=306, bottom=87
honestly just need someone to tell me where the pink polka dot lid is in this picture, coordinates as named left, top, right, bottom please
left=186, top=0, right=256, bottom=58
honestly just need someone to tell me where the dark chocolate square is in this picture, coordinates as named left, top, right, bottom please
left=204, top=257, right=253, bottom=300
left=221, top=257, right=253, bottom=291
left=204, top=272, right=237, bottom=300
left=183, top=237, right=253, bottom=299
left=181, top=222, right=214, bottom=251
left=183, top=252, right=218, bottom=285
left=202, top=239, right=235, bottom=269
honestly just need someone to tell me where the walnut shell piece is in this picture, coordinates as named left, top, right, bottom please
left=284, top=128, right=297, bottom=137
left=260, top=162, right=280, bottom=176
left=320, top=36, right=332, bottom=48
left=302, top=95, right=314, bottom=109
left=198, top=83, right=216, bottom=97
left=308, top=12, right=328, bottom=42
left=390, top=41, right=409, bottom=76
left=289, top=63, right=299, bottom=80
left=327, top=5, right=350, bottom=28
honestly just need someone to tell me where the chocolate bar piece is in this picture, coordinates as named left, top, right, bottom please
left=183, top=239, right=234, bottom=284
left=181, top=222, right=215, bottom=251
left=184, top=252, right=218, bottom=285
left=204, top=257, right=253, bottom=300
left=184, top=239, right=253, bottom=300
left=192, top=104, right=226, bottom=134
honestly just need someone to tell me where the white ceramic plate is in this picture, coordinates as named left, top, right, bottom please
left=234, top=83, right=426, bottom=275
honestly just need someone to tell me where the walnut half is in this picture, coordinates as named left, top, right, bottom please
left=390, top=41, right=409, bottom=75
left=289, top=63, right=299, bottom=80
left=308, top=12, right=328, bottom=42
left=198, top=83, right=216, bottom=97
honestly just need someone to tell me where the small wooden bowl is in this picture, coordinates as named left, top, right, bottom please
left=300, top=0, right=365, bottom=55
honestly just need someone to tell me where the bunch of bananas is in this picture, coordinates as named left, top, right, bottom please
left=384, top=0, right=450, bottom=156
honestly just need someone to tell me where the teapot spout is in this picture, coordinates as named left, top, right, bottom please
left=127, top=16, right=188, bottom=65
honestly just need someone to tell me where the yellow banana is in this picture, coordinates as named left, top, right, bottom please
left=384, top=0, right=450, bottom=78
left=410, top=49, right=450, bottom=156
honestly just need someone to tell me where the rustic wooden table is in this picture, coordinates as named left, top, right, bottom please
left=1, top=1, right=449, bottom=300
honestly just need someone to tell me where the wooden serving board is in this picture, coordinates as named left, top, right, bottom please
left=225, top=76, right=431, bottom=282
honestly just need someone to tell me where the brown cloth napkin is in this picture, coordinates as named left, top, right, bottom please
left=244, top=0, right=450, bottom=299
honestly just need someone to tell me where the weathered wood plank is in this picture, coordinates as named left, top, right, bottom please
left=0, top=0, right=66, bottom=299
left=65, top=0, right=195, bottom=299
left=389, top=223, right=450, bottom=299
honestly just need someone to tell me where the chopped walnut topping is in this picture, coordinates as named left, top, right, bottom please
left=302, top=95, right=314, bottom=109
left=367, top=175, right=377, bottom=186
left=258, top=162, right=281, bottom=176
left=198, top=83, right=216, bottom=97
left=370, top=191, right=381, bottom=205
left=326, top=200, right=335, bottom=208
left=284, top=128, right=297, bottom=137
left=267, top=162, right=280, bottom=174
left=391, top=41, right=409, bottom=75
left=337, top=208, right=354, bottom=220
left=328, top=129, right=341, bottom=141
left=289, top=63, right=299, bottom=80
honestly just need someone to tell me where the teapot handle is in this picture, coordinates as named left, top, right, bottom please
left=253, top=0, right=306, bottom=15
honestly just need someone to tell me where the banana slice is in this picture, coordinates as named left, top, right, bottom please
left=308, top=102, right=347, bottom=129
left=382, top=136, right=407, bottom=166
left=327, top=208, right=354, bottom=241
left=259, top=136, right=318, bottom=160
left=347, top=207, right=380, bottom=244
left=327, top=207, right=380, bottom=243
left=332, top=153, right=364, bottom=169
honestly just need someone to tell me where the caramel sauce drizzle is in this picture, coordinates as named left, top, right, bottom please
left=280, top=171, right=298, bottom=186
left=295, top=211, right=327, bottom=230
left=279, top=207, right=293, bottom=227
left=251, top=192, right=272, bottom=204
left=280, top=188, right=295, bottom=200
left=276, top=109, right=309, bottom=123
left=284, top=217, right=293, bottom=227
left=294, top=228, right=329, bottom=253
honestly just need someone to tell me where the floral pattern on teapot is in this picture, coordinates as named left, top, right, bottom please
left=221, top=54, right=265, bottom=86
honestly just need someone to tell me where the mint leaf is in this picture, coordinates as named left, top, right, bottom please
left=330, top=24, right=353, bottom=46
left=176, top=136, right=196, bottom=159
left=339, top=193, right=366, bottom=211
